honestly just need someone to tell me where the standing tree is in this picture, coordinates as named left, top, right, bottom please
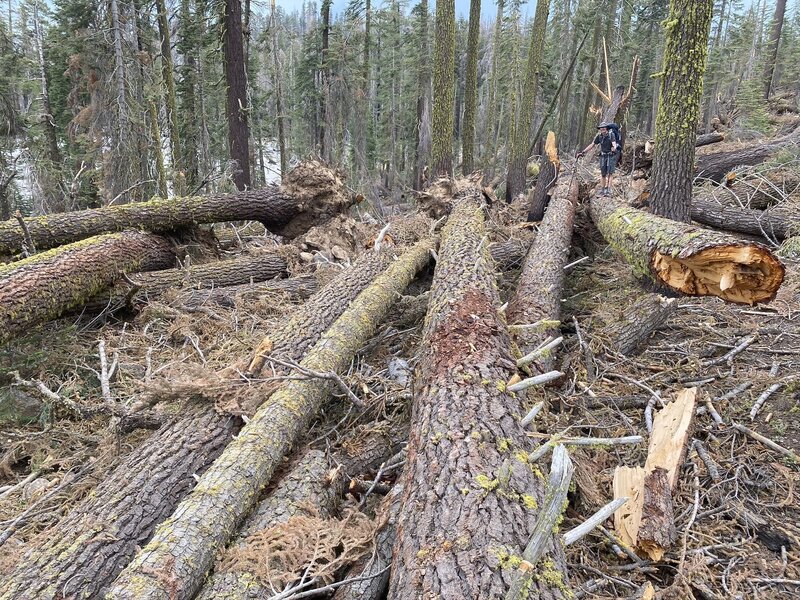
left=505, top=0, right=549, bottom=201
left=430, top=0, right=455, bottom=177
left=412, top=0, right=431, bottom=189
left=763, top=0, right=787, bottom=99
left=155, top=0, right=183, bottom=193
left=222, top=0, right=252, bottom=190
left=649, top=0, right=713, bottom=222
left=461, top=0, right=480, bottom=174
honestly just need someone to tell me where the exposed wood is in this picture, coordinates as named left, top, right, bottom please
left=0, top=250, right=400, bottom=600
left=691, top=197, right=799, bottom=241
left=527, top=131, right=560, bottom=222
left=0, top=232, right=175, bottom=346
left=603, top=294, right=678, bottom=356
left=0, top=162, right=350, bottom=255
left=508, top=176, right=579, bottom=373
left=106, top=240, right=433, bottom=600
left=589, top=197, right=785, bottom=305
left=388, top=186, right=569, bottom=599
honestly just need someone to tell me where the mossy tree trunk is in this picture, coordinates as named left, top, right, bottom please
left=590, top=197, right=785, bottom=305
left=0, top=232, right=175, bottom=346
left=430, top=0, right=455, bottom=177
left=155, top=0, right=183, bottom=194
left=412, top=0, right=431, bottom=190
left=0, top=162, right=350, bottom=255
left=649, top=0, right=713, bottom=222
left=0, top=250, right=401, bottom=600
left=388, top=188, right=569, bottom=599
left=106, top=241, right=433, bottom=600
left=461, top=0, right=480, bottom=175
left=505, top=0, right=549, bottom=202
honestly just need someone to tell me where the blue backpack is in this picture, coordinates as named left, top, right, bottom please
left=607, top=123, right=623, bottom=152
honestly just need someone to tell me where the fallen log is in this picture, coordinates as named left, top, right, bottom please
left=589, top=197, right=785, bottom=305
left=602, top=294, right=678, bottom=356
left=388, top=187, right=569, bottom=599
left=508, top=175, right=579, bottom=373
left=695, top=132, right=725, bottom=147
left=625, top=132, right=724, bottom=171
left=0, top=249, right=400, bottom=600
left=85, top=251, right=289, bottom=312
left=489, top=235, right=535, bottom=271
left=106, top=240, right=433, bottom=600
left=690, top=197, right=799, bottom=241
left=695, top=129, right=800, bottom=182
left=0, top=231, right=175, bottom=346
left=178, top=275, right=318, bottom=309
left=527, top=131, right=559, bottom=222
left=0, top=161, right=351, bottom=255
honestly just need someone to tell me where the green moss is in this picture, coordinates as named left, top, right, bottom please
left=475, top=474, right=500, bottom=492
left=521, top=494, right=538, bottom=510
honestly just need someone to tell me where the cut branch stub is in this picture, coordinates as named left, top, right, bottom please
left=589, top=197, right=785, bottom=305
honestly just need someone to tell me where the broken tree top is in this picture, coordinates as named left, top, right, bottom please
left=590, top=197, right=785, bottom=305
left=0, top=161, right=352, bottom=255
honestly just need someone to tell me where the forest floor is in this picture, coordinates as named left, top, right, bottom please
left=1, top=145, right=799, bottom=598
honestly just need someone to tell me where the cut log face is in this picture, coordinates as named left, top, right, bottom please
left=590, top=197, right=785, bottom=305
left=0, top=231, right=175, bottom=346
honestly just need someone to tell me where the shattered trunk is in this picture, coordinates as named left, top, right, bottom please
left=0, top=231, right=175, bottom=346
left=388, top=188, right=569, bottom=599
left=527, top=132, right=559, bottom=222
left=589, top=197, right=785, bottom=305
left=0, top=162, right=350, bottom=255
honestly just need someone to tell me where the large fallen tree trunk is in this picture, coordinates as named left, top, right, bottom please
left=691, top=197, right=799, bottom=241
left=589, top=198, right=785, bottom=305
left=177, top=275, right=318, bottom=309
left=0, top=161, right=351, bottom=255
left=84, top=251, right=289, bottom=312
left=601, top=294, right=678, bottom=356
left=625, top=133, right=724, bottom=171
left=489, top=234, right=535, bottom=271
left=106, top=240, right=433, bottom=600
left=695, top=132, right=726, bottom=147
left=508, top=175, right=579, bottom=374
left=0, top=249, right=402, bottom=600
left=388, top=187, right=569, bottom=599
left=695, top=129, right=800, bottom=182
left=0, top=231, right=175, bottom=346
left=527, top=132, right=559, bottom=222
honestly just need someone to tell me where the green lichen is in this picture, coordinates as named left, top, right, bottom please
left=475, top=474, right=500, bottom=492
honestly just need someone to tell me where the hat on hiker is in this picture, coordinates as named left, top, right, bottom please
left=597, top=122, right=611, bottom=129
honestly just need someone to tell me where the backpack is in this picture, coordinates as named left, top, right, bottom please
left=607, top=123, right=623, bottom=152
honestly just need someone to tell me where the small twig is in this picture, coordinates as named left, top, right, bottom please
left=98, top=340, right=114, bottom=406
left=0, top=471, right=39, bottom=501
left=704, top=398, right=724, bottom=427
left=702, top=333, right=758, bottom=367
left=560, top=435, right=643, bottom=447
left=507, top=371, right=563, bottom=392
left=520, top=402, right=544, bottom=429
left=10, top=371, right=91, bottom=418
left=516, top=337, right=564, bottom=368
left=14, top=210, right=36, bottom=256
left=732, top=422, right=799, bottom=462
left=749, top=383, right=783, bottom=420
left=373, top=222, right=391, bottom=252
left=358, top=460, right=389, bottom=509
left=563, top=256, right=590, bottom=270
left=284, top=565, right=392, bottom=599
left=267, top=357, right=365, bottom=407
left=509, top=319, right=560, bottom=334
left=692, top=439, right=721, bottom=481
left=563, top=497, right=628, bottom=546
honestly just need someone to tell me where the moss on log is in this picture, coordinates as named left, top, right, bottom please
left=0, top=161, right=350, bottom=255
left=388, top=187, right=569, bottom=599
left=106, top=240, right=433, bottom=600
left=589, top=197, right=785, bottom=305
left=0, top=231, right=175, bottom=346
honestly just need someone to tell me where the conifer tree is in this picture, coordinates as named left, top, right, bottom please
left=461, top=0, right=480, bottom=175
left=430, top=0, right=455, bottom=176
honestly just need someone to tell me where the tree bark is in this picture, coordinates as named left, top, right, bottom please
left=690, top=197, right=799, bottom=241
left=699, top=170, right=800, bottom=210
left=649, top=0, right=714, bottom=222
left=178, top=275, right=317, bottom=309
left=270, top=0, right=287, bottom=177
left=461, top=0, right=480, bottom=175
left=506, top=0, right=550, bottom=201
left=602, top=294, right=678, bottom=356
left=32, top=1, right=62, bottom=181
left=222, top=0, right=252, bottom=190
left=430, top=0, right=455, bottom=177
left=695, top=130, right=800, bottom=182
left=489, top=235, right=535, bottom=272
left=0, top=162, right=350, bottom=255
left=388, top=188, right=568, bottom=599
left=695, top=132, right=725, bottom=147
left=0, top=232, right=175, bottom=346
left=106, top=241, right=433, bottom=600
left=763, top=0, right=787, bottom=99
left=589, top=197, right=785, bottom=305
left=155, top=0, right=183, bottom=191
left=0, top=249, right=400, bottom=600
left=527, top=131, right=559, bottom=222
left=508, top=176, right=578, bottom=374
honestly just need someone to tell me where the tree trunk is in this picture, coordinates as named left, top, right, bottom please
left=483, top=0, right=504, bottom=170
left=695, top=130, right=800, bottom=182
left=320, top=0, right=332, bottom=163
left=690, top=197, right=798, bottom=241
left=109, top=0, right=128, bottom=149
left=106, top=241, right=433, bottom=600
left=461, top=0, right=480, bottom=175
left=155, top=0, right=183, bottom=192
left=0, top=162, right=350, bottom=255
left=695, top=132, right=725, bottom=147
left=489, top=235, right=535, bottom=272
left=506, top=0, right=550, bottom=201
left=270, top=0, right=287, bottom=177
left=85, top=252, right=289, bottom=312
left=430, top=0, right=455, bottom=177
left=0, top=232, right=175, bottom=346
left=508, top=176, right=579, bottom=374
left=589, top=197, right=785, bottom=305
left=527, top=131, right=559, bottom=221
left=602, top=294, right=678, bottom=356
left=388, top=188, right=568, bottom=599
left=700, top=171, right=800, bottom=210
left=222, top=0, right=252, bottom=190
left=178, top=0, right=200, bottom=188
left=624, top=132, right=723, bottom=171
left=763, top=0, right=787, bottom=98
left=0, top=250, right=401, bottom=600
left=648, top=0, right=714, bottom=222
left=177, top=275, right=317, bottom=309
left=32, top=1, right=62, bottom=178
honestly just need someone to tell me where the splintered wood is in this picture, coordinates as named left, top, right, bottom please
left=613, top=387, right=697, bottom=560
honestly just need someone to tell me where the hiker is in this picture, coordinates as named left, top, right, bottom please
left=577, top=122, right=621, bottom=196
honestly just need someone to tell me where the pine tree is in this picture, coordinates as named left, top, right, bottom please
left=430, top=0, right=455, bottom=177
left=763, top=0, right=787, bottom=98
left=222, top=0, right=252, bottom=190
left=461, top=0, right=480, bottom=175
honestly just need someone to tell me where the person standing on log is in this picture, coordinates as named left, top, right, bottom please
left=577, top=122, right=620, bottom=196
